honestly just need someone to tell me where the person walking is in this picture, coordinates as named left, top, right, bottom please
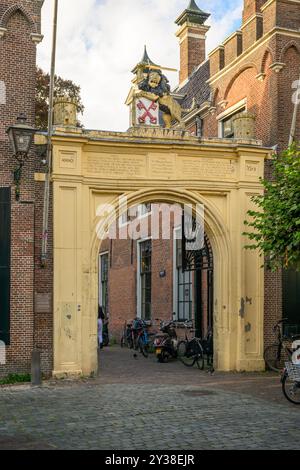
left=98, top=307, right=105, bottom=349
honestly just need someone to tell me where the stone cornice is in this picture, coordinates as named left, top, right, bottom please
left=208, top=44, right=225, bottom=58
left=269, top=62, right=286, bottom=72
left=241, top=13, right=263, bottom=31
left=208, top=27, right=300, bottom=85
left=223, top=30, right=242, bottom=46
left=31, top=33, right=44, bottom=44
left=261, top=0, right=300, bottom=12
left=0, top=27, right=7, bottom=38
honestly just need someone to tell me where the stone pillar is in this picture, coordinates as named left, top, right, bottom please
left=233, top=112, right=256, bottom=140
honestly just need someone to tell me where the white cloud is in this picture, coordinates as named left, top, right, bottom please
left=38, top=0, right=243, bottom=131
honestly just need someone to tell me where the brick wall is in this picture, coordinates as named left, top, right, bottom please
left=197, top=0, right=300, bottom=350
left=0, top=1, right=43, bottom=376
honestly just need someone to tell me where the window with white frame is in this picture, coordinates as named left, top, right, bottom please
left=139, top=203, right=152, bottom=218
left=138, top=239, right=152, bottom=321
left=218, top=99, right=247, bottom=138
left=99, top=252, right=109, bottom=313
left=173, top=229, right=193, bottom=322
left=119, top=204, right=151, bottom=227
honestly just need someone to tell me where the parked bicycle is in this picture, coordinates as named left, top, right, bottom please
left=264, top=319, right=300, bottom=372
left=120, top=320, right=134, bottom=349
left=121, top=318, right=153, bottom=358
left=177, top=322, right=205, bottom=370
left=153, top=320, right=178, bottom=363
left=281, top=337, right=300, bottom=404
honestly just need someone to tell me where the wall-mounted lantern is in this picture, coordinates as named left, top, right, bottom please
left=6, top=114, right=36, bottom=200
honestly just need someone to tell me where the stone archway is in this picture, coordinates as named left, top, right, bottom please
left=86, top=188, right=230, bottom=375
left=50, top=127, right=269, bottom=377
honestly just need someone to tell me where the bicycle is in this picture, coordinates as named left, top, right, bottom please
left=177, top=322, right=205, bottom=370
left=281, top=362, right=300, bottom=405
left=263, top=318, right=298, bottom=372
left=131, top=318, right=152, bottom=358
left=120, top=320, right=134, bottom=349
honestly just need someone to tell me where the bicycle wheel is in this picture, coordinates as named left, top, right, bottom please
left=177, top=340, right=196, bottom=367
left=264, top=343, right=285, bottom=372
left=138, top=337, right=149, bottom=358
left=195, top=343, right=205, bottom=371
left=282, top=375, right=300, bottom=404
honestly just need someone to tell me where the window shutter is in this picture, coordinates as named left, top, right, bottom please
left=0, top=188, right=11, bottom=345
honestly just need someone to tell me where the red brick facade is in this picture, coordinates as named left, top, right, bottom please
left=179, top=0, right=300, bottom=349
left=0, top=0, right=51, bottom=376
left=1, top=0, right=299, bottom=375
left=106, top=0, right=300, bottom=349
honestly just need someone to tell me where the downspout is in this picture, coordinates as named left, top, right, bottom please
left=41, top=0, right=58, bottom=267
left=289, top=70, right=300, bottom=146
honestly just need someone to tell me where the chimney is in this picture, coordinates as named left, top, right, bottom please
left=242, top=0, right=266, bottom=24
left=175, top=0, right=210, bottom=85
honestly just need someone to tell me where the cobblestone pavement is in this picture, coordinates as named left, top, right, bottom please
left=0, top=347, right=299, bottom=450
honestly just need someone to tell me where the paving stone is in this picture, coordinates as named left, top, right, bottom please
left=0, top=347, right=299, bottom=450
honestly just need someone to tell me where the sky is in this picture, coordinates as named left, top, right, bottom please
left=37, top=0, right=243, bottom=131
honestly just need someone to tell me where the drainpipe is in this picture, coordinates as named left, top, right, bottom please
left=41, top=0, right=58, bottom=267
left=289, top=69, right=300, bottom=147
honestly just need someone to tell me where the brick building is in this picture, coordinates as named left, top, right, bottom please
left=0, top=0, right=299, bottom=376
left=102, top=0, right=300, bottom=347
left=175, top=0, right=300, bottom=346
left=0, top=0, right=53, bottom=376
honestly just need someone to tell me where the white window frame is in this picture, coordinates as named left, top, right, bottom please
left=137, top=237, right=152, bottom=320
left=173, top=227, right=193, bottom=322
left=99, top=251, right=109, bottom=309
left=217, top=98, right=247, bottom=138
left=119, top=204, right=152, bottom=228
left=138, top=203, right=152, bottom=220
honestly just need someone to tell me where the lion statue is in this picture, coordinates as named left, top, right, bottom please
left=135, top=67, right=183, bottom=129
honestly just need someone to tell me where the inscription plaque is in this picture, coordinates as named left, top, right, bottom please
left=148, top=154, right=176, bottom=180
left=59, top=151, right=76, bottom=169
left=245, top=161, right=259, bottom=177
left=87, top=154, right=146, bottom=178
left=180, top=158, right=237, bottom=180
left=35, top=293, right=52, bottom=314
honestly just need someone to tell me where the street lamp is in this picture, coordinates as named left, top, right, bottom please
left=6, top=113, right=36, bottom=200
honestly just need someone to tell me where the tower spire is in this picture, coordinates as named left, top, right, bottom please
left=175, top=0, right=210, bottom=26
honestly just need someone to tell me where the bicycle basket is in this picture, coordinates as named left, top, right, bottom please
left=285, top=362, right=300, bottom=382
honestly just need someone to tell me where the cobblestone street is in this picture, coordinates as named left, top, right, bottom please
left=0, top=347, right=300, bottom=450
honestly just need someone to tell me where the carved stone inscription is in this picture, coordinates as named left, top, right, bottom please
left=180, top=158, right=237, bottom=180
left=245, top=161, right=259, bottom=177
left=148, top=154, right=176, bottom=180
left=87, top=154, right=146, bottom=178
left=35, top=293, right=52, bottom=314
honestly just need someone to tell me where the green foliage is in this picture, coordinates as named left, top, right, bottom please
left=35, top=67, right=84, bottom=130
left=244, top=145, right=300, bottom=270
left=0, top=373, right=31, bottom=385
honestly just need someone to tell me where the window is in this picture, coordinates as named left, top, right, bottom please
left=217, top=99, right=247, bottom=138
left=173, top=230, right=192, bottom=322
left=0, top=188, right=11, bottom=345
left=221, top=108, right=246, bottom=138
left=139, top=203, right=152, bottom=218
left=196, top=117, right=203, bottom=138
left=119, top=204, right=151, bottom=226
left=99, top=253, right=109, bottom=313
left=139, top=240, right=152, bottom=320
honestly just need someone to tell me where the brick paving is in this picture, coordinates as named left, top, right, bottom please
left=0, top=346, right=299, bottom=450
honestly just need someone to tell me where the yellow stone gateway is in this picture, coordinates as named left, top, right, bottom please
left=47, top=121, right=270, bottom=377
left=42, top=52, right=271, bottom=377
